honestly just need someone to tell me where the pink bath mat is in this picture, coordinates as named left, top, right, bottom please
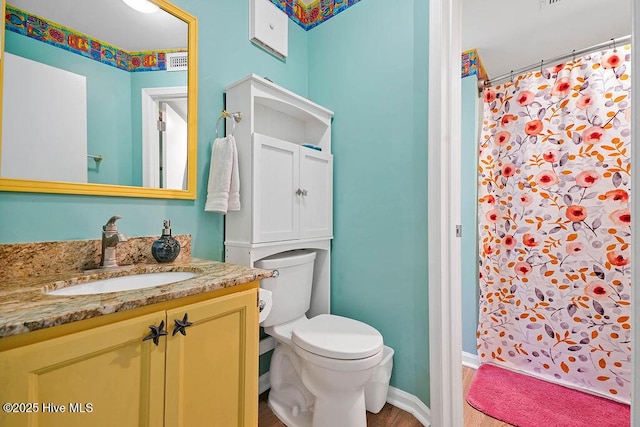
left=466, top=364, right=630, bottom=427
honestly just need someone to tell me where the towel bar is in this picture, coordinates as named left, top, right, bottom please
left=215, top=110, right=243, bottom=137
left=87, top=154, right=103, bottom=163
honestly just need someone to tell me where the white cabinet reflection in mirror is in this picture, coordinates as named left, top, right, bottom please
left=2, top=53, right=88, bottom=183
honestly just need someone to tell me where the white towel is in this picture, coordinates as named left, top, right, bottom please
left=205, top=135, right=240, bottom=214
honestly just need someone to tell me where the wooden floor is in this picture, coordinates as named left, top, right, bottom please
left=258, top=366, right=511, bottom=426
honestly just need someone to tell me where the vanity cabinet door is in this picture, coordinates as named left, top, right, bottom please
left=164, top=289, right=259, bottom=427
left=0, top=312, right=166, bottom=427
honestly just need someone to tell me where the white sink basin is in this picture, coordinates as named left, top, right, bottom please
left=46, top=272, right=198, bottom=296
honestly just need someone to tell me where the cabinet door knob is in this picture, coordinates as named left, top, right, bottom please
left=301, top=189, right=308, bottom=196
left=296, top=188, right=303, bottom=196
left=172, top=313, right=193, bottom=336
left=143, top=320, right=168, bottom=346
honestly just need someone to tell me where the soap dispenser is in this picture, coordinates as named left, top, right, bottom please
left=152, top=220, right=180, bottom=263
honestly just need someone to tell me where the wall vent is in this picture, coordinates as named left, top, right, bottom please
left=540, top=0, right=562, bottom=8
left=166, top=52, right=188, bottom=71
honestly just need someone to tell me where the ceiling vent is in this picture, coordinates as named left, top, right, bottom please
left=166, top=52, right=188, bottom=72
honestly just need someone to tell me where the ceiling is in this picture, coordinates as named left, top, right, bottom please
left=8, top=0, right=187, bottom=51
left=462, top=0, right=632, bottom=80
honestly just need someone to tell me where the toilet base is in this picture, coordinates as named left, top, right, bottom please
left=268, top=396, right=313, bottom=427
left=267, top=344, right=315, bottom=427
left=269, top=389, right=367, bottom=427
left=309, top=390, right=367, bottom=427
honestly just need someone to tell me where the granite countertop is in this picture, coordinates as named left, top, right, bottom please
left=0, top=258, right=273, bottom=338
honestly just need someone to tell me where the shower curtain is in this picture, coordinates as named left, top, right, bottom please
left=477, top=45, right=632, bottom=403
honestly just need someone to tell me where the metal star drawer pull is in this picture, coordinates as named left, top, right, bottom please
left=172, top=313, right=193, bottom=336
left=143, top=320, right=168, bottom=346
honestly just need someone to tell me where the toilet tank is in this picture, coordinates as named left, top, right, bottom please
left=255, top=250, right=316, bottom=328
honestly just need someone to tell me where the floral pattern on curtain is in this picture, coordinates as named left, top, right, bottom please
left=477, top=45, right=632, bottom=402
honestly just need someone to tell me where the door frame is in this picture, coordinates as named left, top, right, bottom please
left=427, top=1, right=639, bottom=426
left=632, top=2, right=639, bottom=421
left=141, top=86, right=188, bottom=188
left=427, top=0, right=462, bottom=425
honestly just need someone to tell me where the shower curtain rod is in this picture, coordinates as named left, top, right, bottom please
left=484, top=34, right=632, bottom=87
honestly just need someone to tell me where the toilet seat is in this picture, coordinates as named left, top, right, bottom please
left=294, top=342, right=384, bottom=372
left=292, top=314, right=383, bottom=360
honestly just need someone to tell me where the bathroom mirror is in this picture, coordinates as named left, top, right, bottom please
left=0, top=0, right=198, bottom=199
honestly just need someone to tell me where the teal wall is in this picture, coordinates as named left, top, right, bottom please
left=307, top=0, right=430, bottom=404
left=461, top=76, right=480, bottom=354
left=1, top=0, right=434, bottom=408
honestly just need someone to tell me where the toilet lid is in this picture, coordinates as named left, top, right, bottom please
left=292, top=314, right=383, bottom=360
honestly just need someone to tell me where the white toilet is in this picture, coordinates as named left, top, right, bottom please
left=256, top=250, right=385, bottom=427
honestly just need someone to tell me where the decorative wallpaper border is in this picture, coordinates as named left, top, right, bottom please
left=5, top=5, right=185, bottom=72
left=7, top=3, right=487, bottom=79
left=462, top=48, right=488, bottom=80
left=270, top=0, right=361, bottom=30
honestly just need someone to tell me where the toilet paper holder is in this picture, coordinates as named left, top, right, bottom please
left=257, top=288, right=273, bottom=323
left=257, top=271, right=277, bottom=313
left=258, top=272, right=277, bottom=312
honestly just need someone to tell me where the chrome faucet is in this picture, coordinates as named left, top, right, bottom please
left=100, top=215, right=128, bottom=268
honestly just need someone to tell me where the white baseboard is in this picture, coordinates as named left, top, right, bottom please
left=386, top=386, right=431, bottom=426
left=461, top=351, right=480, bottom=369
left=258, top=374, right=431, bottom=426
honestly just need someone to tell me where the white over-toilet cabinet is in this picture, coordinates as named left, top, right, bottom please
left=224, top=74, right=334, bottom=317
left=252, top=133, right=332, bottom=242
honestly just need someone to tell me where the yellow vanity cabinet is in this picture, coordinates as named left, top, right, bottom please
left=164, top=289, right=258, bottom=426
left=0, top=287, right=259, bottom=427
left=0, top=311, right=167, bottom=427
